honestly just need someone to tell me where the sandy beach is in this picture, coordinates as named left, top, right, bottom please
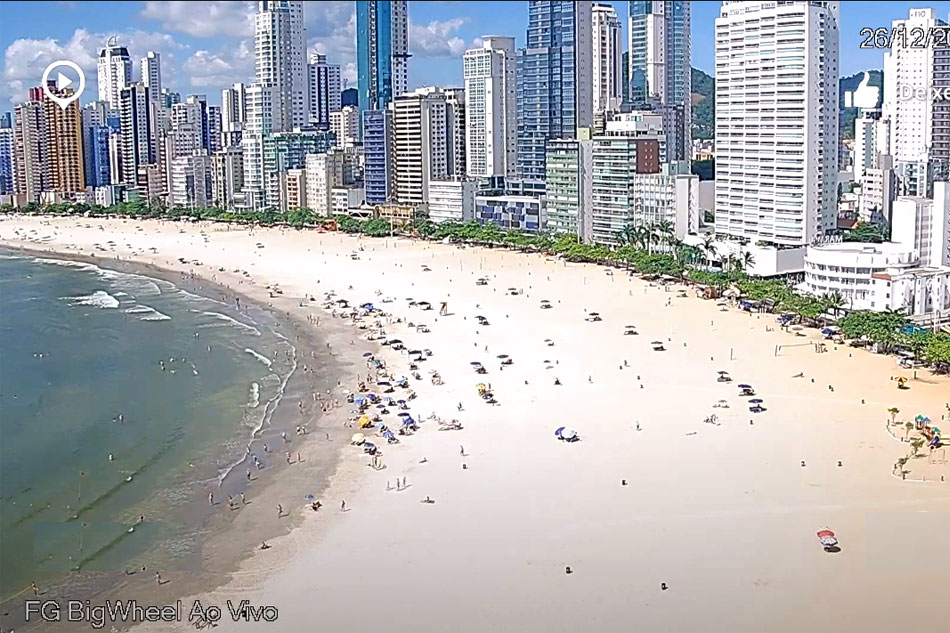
left=2, top=214, right=949, bottom=633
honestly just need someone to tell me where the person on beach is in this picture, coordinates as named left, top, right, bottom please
left=31, top=581, right=38, bottom=597
left=276, top=504, right=283, bottom=517
left=246, top=468, right=253, bottom=480
left=208, top=492, right=214, bottom=506
left=228, top=496, right=234, bottom=509
left=155, top=572, right=162, bottom=585
left=240, top=492, right=246, bottom=505
left=460, top=445, right=465, bottom=456
left=341, top=500, right=347, bottom=512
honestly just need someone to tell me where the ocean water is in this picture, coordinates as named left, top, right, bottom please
left=0, top=253, right=295, bottom=601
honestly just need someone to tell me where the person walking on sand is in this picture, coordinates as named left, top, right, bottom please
left=276, top=504, right=283, bottom=518
left=155, top=572, right=162, bottom=585
left=31, top=581, right=39, bottom=597
left=460, top=445, right=465, bottom=456
left=341, top=500, right=347, bottom=512
left=208, top=492, right=214, bottom=506
left=240, top=492, right=246, bottom=505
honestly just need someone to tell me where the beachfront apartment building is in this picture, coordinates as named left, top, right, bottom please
left=590, top=112, right=664, bottom=245
left=427, top=179, right=477, bottom=223
left=517, top=0, right=593, bottom=188
left=592, top=3, right=622, bottom=116
left=545, top=135, right=594, bottom=240
left=43, top=87, right=85, bottom=195
left=363, top=109, right=393, bottom=205
left=118, top=82, right=154, bottom=189
left=332, top=186, right=365, bottom=215
left=169, top=150, right=213, bottom=208
left=392, top=87, right=465, bottom=206
left=892, top=184, right=950, bottom=269
left=261, top=129, right=335, bottom=208
left=463, top=36, right=518, bottom=179
left=212, top=146, right=245, bottom=209
left=255, top=1, right=307, bottom=130
left=304, top=150, right=344, bottom=215
left=0, top=126, right=13, bottom=195
left=627, top=1, right=691, bottom=161
left=714, top=0, right=840, bottom=249
left=13, top=99, right=47, bottom=204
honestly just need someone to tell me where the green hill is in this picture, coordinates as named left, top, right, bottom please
left=839, top=70, right=883, bottom=139
left=691, top=67, right=714, bottom=140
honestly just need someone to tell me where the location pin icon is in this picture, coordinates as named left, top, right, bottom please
left=41, top=60, right=85, bottom=109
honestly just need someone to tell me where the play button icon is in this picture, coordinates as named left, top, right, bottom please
left=41, top=60, right=85, bottom=109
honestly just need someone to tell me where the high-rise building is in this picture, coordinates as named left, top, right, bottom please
left=308, top=54, right=342, bottom=130
left=0, top=126, right=14, bottom=195
left=546, top=134, right=594, bottom=239
left=714, top=0, right=839, bottom=247
left=392, top=87, right=466, bottom=206
left=212, top=146, right=245, bottom=209
left=592, top=3, right=622, bottom=116
left=517, top=1, right=593, bottom=187
left=590, top=113, right=665, bottom=244
left=463, top=36, right=517, bottom=179
left=170, top=150, right=213, bottom=208
left=0, top=112, right=11, bottom=129
left=363, top=109, right=393, bottom=204
left=207, top=105, right=222, bottom=153
left=628, top=1, right=691, bottom=161
left=883, top=8, right=950, bottom=195
left=118, top=82, right=154, bottom=186
left=330, top=106, right=359, bottom=149
left=356, top=0, right=409, bottom=118
left=43, top=86, right=85, bottom=194
left=161, top=88, right=182, bottom=109
left=254, top=0, right=307, bottom=132
left=141, top=52, right=162, bottom=99
left=98, top=39, right=132, bottom=108
left=304, top=150, right=344, bottom=215
left=444, top=88, right=466, bottom=178
left=261, top=129, right=335, bottom=207
left=13, top=98, right=47, bottom=203
left=222, top=83, right=247, bottom=132
left=82, top=119, right=111, bottom=188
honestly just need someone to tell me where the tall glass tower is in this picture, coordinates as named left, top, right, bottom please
left=516, top=1, right=593, bottom=187
left=356, top=1, right=409, bottom=119
left=627, top=1, right=691, bottom=161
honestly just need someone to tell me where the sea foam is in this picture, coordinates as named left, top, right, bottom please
left=70, top=290, right=120, bottom=309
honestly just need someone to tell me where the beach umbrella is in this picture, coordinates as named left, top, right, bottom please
left=351, top=433, right=365, bottom=445
left=932, top=427, right=941, bottom=435
left=497, top=354, right=509, bottom=359
left=749, top=398, right=764, bottom=404
left=737, top=384, right=752, bottom=389
left=821, top=328, right=834, bottom=335
left=561, top=428, right=577, bottom=440
left=651, top=341, right=663, bottom=345
left=470, top=361, right=482, bottom=365
left=362, top=352, right=374, bottom=358
left=718, top=370, right=729, bottom=375
left=590, top=312, right=600, bottom=317
left=555, top=426, right=565, bottom=437
left=397, top=412, right=412, bottom=417
left=388, top=339, right=403, bottom=345
left=305, top=494, right=315, bottom=501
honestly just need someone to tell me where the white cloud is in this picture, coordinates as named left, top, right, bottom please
left=409, top=18, right=473, bottom=58
left=140, top=1, right=256, bottom=38
left=182, top=41, right=254, bottom=89
left=2, top=28, right=187, bottom=105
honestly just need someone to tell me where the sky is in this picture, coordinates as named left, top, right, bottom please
left=2, top=0, right=950, bottom=108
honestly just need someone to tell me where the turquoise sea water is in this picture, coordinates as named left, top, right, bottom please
left=0, top=253, right=295, bottom=601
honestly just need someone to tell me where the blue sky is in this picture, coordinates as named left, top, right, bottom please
left=2, top=1, right=950, bottom=107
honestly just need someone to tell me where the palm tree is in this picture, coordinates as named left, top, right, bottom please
left=822, top=290, right=846, bottom=317
left=615, top=223, right=636, bottom=247
left=654, top=220, right=675, bottom=253
left=887, top=407, right=900, bottom=425
left=701, top=234, right=717, bottom=270
left=741, top=250, right=756, bottom=273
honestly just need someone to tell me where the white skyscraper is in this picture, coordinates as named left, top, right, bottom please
left=392, top=87, right=465, bottom=206
left=253, top=1, right=307, bottom=132
left=391, top=1, right=410, bottom=100
left=141, top=52, right=162, bottom=98
left=97, top=39, right=132, bottom=109
left=330, top=106, right=359, bottom=149
left=463, top=36, right=517, bottom=178
left=714, top=0, right=840, bottom=247
left=244, top=1, right=306, bottom=207
left=170, top=150, right=213, bottom=208
left=883, top=8, right=950, bottom=195
left=591, top=3, right=622, bottom=115
left=308, top=54, right=342, bottom=129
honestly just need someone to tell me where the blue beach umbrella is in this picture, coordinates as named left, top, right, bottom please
left=555, top=426, right=565, bottom=437
left=305, top=494, right=315, bottom=501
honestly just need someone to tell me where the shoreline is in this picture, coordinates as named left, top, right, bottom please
left=0, top=244, right=368, bottom=632
left=1, top=216, right=948, bottom=633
